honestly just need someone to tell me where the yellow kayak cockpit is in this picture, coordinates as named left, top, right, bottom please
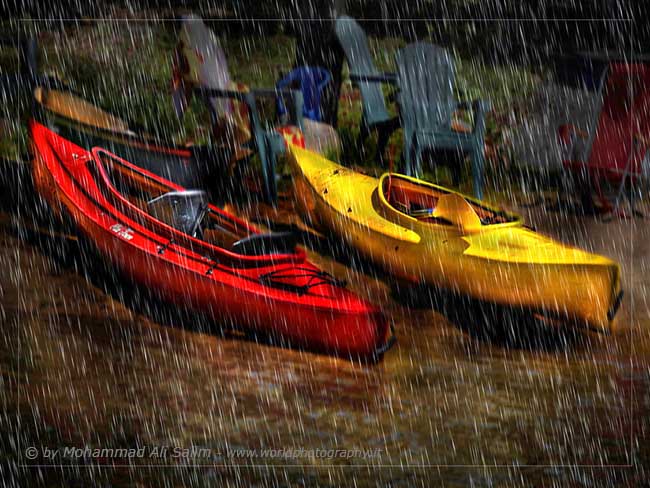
left=377, top=174, right=614, bottom=266
left=378, top=173, right=519, bottom=231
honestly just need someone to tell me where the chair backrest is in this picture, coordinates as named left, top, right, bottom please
left=395, top=42, right=456, bottom=133
left=178, top=15, right=251, bottom=145
left=587, top=62, right=650, bottom=176
left=179, top=15, right=232, bottom=117
left=570, top=65, right=609, bottom=162
left=335, top=16, right=389, bottom=125
left=277, top=66, right=331, bottom=121
left=148, top=190, right=208, bottom=237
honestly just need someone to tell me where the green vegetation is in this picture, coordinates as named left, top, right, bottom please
left=0, top=22, right=539, bottom=199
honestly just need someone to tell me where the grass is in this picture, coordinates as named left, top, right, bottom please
left=0, top=21, right=541, bottom=200
left=38, top=23, right=196, bottom=142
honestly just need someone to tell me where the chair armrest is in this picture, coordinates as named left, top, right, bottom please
left=250, top=88, right=304, bottom=131
left=455, top=100, right=490, bottom=136
left=350, top=72, right=397, bottom=85
left=194, top=87, right=248, bottom=102
left=474, top=99, right=491, bottom=112
left=455, top=99, right=490, bottom=113
left=195, top=86, right=297, bottom=105
left=195, top=86, right=304, bottom=132
left=250, top=87, right=294, bottom=99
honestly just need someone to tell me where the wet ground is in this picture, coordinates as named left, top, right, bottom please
left=1, top=169, right=649, bottom=486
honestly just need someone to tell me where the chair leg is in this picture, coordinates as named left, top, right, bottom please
left=376, top=127, right=390, bottom=166
left=414, top=145, right=425, bottom=178
left=591, top=173, right=612, bottom=213
left=450, top=156, right=462, bottom=187
left=258, top=136, right=277, bottom=206
left=401, top=132, right=414, bottom=176
left=613, top=145, right=637, bottom=217
left=268, top=147, right=279, bottom=206
left=356, top=120, right=370, bottom=158
left=612, top=174, right=628, bottom=217
left=577, top=173, right=596, bottom=214
left=471, top=146, right=485, bottom=200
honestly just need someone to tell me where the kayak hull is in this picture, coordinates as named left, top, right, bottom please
left=288, top=145, right=622, bottom=333
left=31, top=121, right=391, bottom=360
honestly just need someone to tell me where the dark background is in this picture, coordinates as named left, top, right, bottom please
left=2, top=0, right=645, bottom=58
left=3, top=0, right=644, bottom=128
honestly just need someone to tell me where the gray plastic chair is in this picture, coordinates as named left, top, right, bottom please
left=395, top=42, right=489, bottom=199
left=335, top=15, right=399, bottom=163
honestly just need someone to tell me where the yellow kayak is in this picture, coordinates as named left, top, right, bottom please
left=286, top=144, right=623, bottom=333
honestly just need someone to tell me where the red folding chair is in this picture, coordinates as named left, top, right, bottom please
left=559, top=61, right=650, bottom=217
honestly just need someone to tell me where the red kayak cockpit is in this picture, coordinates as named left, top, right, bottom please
left=30, top=119, right=307, bottom=267
left=87, top=146, right=306, bottom=266
left=128, top=187, right=298, bottom=257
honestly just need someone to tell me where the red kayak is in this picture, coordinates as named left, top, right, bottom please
left=30, top=121, right=394, bottom=360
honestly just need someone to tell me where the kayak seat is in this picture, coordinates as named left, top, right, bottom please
left=231, top=231, right=297, bottom=256
left=147, top=190, right=208, bottom=238
left=430, top=193, right=482, bottom=231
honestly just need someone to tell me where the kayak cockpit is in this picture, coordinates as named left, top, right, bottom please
left=380, top=173, right=517, bottom=227
left=147, top=190, right=209, bottom=238
left=90, top=148, right=300, bottom=259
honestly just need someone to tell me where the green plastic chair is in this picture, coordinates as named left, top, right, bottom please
left=175, top=15, right=303, bottom=205
left=335, top=15, right=399, bottom=163
left=194, top=86, right=303, bottom=205
left=395, top=42, right=489, bottom=199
